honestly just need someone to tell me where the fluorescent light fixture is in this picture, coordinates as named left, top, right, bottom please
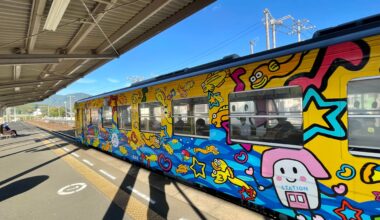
left=53, top=80, right=63, bottom=87
left=13, top=65, right=21, bottom=80
left=43, top=0, right=71, bottom=31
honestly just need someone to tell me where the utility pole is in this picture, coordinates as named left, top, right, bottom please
left=13, top=107, right=16, bottom=121
left=271, top=19, right=276, bottom=48
left=264, top=8, right=292, bottom=49
left=58, top=105, right=61, bottom=118
left=290, top=19, right=315, bottom=42
left=64, top=101, right=67, bottom=118
left=264, top=8, right=271, bottom=50
left=249, top=40, right=256, bottom=54
left=270, top=15, right=292, bottom=48
left=68, top=95, right=75, bottom=118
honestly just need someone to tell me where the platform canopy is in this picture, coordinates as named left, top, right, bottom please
left=0, top=0, right=214, bottom=108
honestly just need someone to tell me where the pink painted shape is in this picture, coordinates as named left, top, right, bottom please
left=222, top=121, right=232, bottom=145
left=221, top=121, right=251, bottom=151
left=289, top=42, right=364, bottom=91
left=261, top=148, right=329, bottom=178
left=333, top=184, right=346, bottom=195
left=286, top=191, right=310, bottom=209
left=245, top=167, right=254, bottom=176
left=300, top=176, right=307, bottom=182
left=230, top=68, right=246, bottom=92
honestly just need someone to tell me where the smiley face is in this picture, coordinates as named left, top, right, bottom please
left=274, top=160, right=311, bottom=184
left=250, top=70, right=268, bottom=89
left=272, top=159, right=320, bottom=209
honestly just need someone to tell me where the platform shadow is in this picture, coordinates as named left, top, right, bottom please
left=0, top=175, right=49, bottom=202
left=0, top=148, right=78, bottom=187
left=103, top=165, right=140, bottom=220
left=147, top=171, right=171, bottom=219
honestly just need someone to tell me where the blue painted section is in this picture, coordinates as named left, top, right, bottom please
left=81, top=123, right=380, bottom=220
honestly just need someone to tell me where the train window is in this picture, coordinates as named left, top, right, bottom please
left=173, top=97, right=209, bottom=137
left=229, top=86, right=303, bottom=148
left=139, top=102, right=161, bottom=133
left=118, top=105, right=131, bottom=130
left=102, top=106, right=113, bottom=128
left=84, top=109, right=91, bottom=126
left=90, top=108, right=99, bottom=125
left=348, top=78, right=380, bottom=157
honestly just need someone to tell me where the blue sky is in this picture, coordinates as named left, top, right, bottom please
left=58, top=0, right=380, bottom=98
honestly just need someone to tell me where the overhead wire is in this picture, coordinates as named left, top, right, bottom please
left=159, top=21, right=262, bottom=74
left=71, top=21, right=264, bottom=96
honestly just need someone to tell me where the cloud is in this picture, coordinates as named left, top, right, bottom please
left=126, top=76, right=145, bottom=83
left=211, top=4, right=221, bottom=11
left=77, top=78, right=96, bottom=84
left=107, top=78, right=120, bottom=83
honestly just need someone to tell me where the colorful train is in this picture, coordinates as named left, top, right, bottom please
left=75, top=15, right=380, bottom=219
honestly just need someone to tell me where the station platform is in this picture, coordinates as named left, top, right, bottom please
left=0, top=122, right=268, bottom=220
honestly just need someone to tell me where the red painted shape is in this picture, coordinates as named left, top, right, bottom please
left=289, top=42, right=364, bottom=91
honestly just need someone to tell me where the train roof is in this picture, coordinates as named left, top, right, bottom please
left=77, top=13, right=380, bottom=104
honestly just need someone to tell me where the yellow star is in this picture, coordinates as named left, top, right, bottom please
left=190, top=156, right=206, bottom=179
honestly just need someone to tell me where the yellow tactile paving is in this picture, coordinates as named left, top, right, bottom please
left=41, top=137, right=163, bottom=220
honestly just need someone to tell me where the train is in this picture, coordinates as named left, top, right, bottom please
left=75, top=14, right=380, bottom=220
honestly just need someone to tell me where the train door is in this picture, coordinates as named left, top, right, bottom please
left=75, top=109, right=82, bottom=137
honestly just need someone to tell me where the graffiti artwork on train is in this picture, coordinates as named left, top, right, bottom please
left=75, top=19, right=380, bottom=220
left=302, top=87, right=347, bottom=143
left=252, top=148, right=347, bottom=220
left=360, top=163, right=380, bottom=184
left=286, top=40, right=370, bottom=92
left=249, top=52, right=307, bottom=89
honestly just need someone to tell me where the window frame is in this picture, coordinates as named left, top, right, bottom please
left=139, top=101, right=162, bottom=133
left=347, top=76, right=380, bottom=158
left=172, top=96, right=210, bottom=138
left=228, top=85, right=303, bottom=149
left=102, top=105, right=113, bottom=128
left=117, top=105, right=132, bottom=130
left=90, top=108, right=99, bottom=126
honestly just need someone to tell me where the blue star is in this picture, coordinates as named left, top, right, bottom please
left=303, top=87, right=347, bottom=143
left=208, top=92, right=222, bottom=109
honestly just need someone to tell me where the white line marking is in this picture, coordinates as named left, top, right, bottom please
left=126, top=186, right=156, bottom=204
left=57, top=183, right=87, bottom=195
left=72, top=152, right=80, bottom=158
left=82, top=159, right=94, bottom=167
left=63, top=147, right=70, bottom=152
left=99, top=169, right=116, bottom=180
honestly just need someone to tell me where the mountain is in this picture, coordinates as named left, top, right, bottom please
left=37, top=93, right=91, bottom=107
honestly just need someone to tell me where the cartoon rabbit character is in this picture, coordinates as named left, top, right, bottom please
left=251, top=148, right=347, bottom=220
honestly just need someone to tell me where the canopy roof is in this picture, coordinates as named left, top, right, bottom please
left=0, top=0, right=214, bottom=108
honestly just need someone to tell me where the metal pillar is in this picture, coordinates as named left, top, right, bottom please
left=264, top=8, right=271, bottom=50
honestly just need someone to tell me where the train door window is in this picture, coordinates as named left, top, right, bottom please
left=139, top=102, right=161, bottom=133
left=118, top=105, right=131, bottom=130
left=84, top=109, right=91, bottom=127
left=102, top=105, right=113, bottom=128
left=229, top=86, right=303, bottom=148
left=348, top=78, right=380, bottom=157
left=173, top=97, right=209, bottom=137
left=90, top=108, right=99, bottom=125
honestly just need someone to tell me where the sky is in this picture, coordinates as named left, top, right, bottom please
left=58, top=0, right=380, bottom=99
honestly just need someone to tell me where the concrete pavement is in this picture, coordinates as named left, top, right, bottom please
left=0, top=122, right=269, bottom=220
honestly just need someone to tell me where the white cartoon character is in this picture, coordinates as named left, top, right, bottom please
left=249, top=148, right=347, bottom=220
